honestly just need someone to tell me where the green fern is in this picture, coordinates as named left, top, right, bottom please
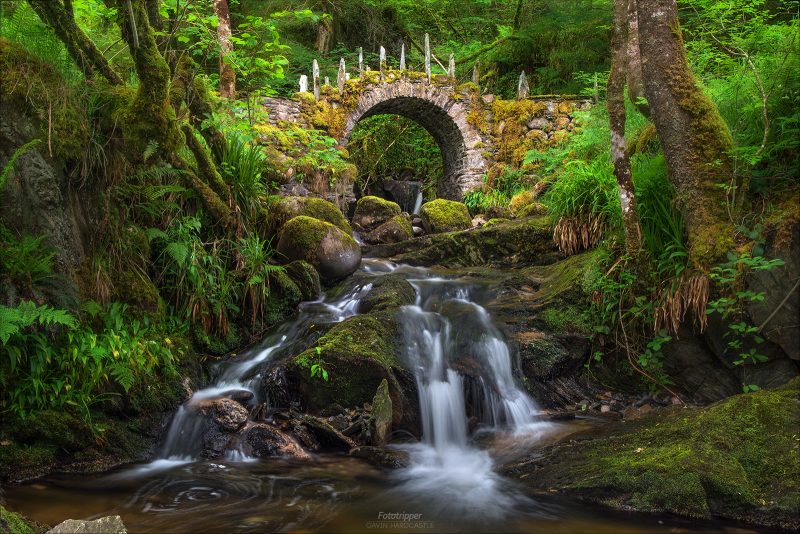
left=0, top=301, right=76, bottom=345
left=0, top=139, right=42, bottom=189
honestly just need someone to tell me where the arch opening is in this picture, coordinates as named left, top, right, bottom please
left=347, top=114, right=443, bottom=212
left=341, top=88, right=487, bottom=201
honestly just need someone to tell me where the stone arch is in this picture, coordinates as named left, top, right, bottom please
left=340, top=80, right=488, bottom=200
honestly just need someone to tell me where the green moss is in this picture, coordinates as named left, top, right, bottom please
left=514, top=378, right=800, bottom=524
left=0, top=442, right=57, bottom=481
left=516, top=202, right=548, bottom=218
left=419, top=199, right=472, bottom=233
left=509, top=190, right=536, bottom=215
left=278, top=215, right=333, bottom=255
left=270, top=197, right=352, bottom=236
left=290, top=313, right=402, bottom=410
left=358, top=275, right=416, bottom=313
left=285, top=260, right=321, bottom=301
left=193, top=323, right=242, bottom=356
left=0, top=505, right=36, bottom=534
left=263, top=268, right=303, bottom=325
left=540, top=306, right=591, bottom=335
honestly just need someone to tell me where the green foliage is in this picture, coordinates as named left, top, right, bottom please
left=0, top=300, right=180, bottom=422
left=463, top=167, right=527, bottom=212
left=707, top=243, right=785, bottom=391
left=347, top=114, right=443, bottom=197
left=219, top=134, right=267, bottom=222
left=0, top=139, right=42, bottom=189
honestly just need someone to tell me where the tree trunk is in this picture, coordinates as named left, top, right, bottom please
left=608, top=0, right=642, bottom=253
left=513, top=0, right=524, bottom=31
left=315, top=14, right=333, bottom=55
left=27, top=0, right=123, bottom=85
left=637, top=0, right=737, bottom=269
left=213, top=0, right=236, bottom=98
left=625, top=0, right=648, bottom=117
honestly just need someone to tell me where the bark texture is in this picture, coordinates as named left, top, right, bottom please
left=637, top=0, right=737, bottom=269
left=608, top=0, right=642, bottom=253
left=213, top=0, right=236, bottom=98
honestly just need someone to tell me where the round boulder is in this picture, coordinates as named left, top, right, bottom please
left=277, top=216, right=361, bottom=282
left=352, top=196, right=401, bottom=232
left=270, top=196, right=352, bottom=235
left=363, top=215, right=414, bottom=245
left=419, top=199, right=471, bottom=234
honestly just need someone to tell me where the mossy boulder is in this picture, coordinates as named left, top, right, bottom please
left=365, top=216, right=559, bottom=268
left=286, top=313, right=419, bottom=435
left=277, top=216, right=361, bottom=283
left=284, top=260, right=321, bottom=301
left=352, top=196, right=402, bottom=233
left=269, top=195, right=352, bottom=236
left=419, top=199, right=472, bottom=234
left=505, top=378, right=800, bottom=529
left=363, top=215, right=414, bottom=245
left=358, top=275, right=416, bottom=313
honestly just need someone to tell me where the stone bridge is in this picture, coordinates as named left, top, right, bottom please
left=262, top=47, right=591, bottom=200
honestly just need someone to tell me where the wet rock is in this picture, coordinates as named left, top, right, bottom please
left=472, top=215, right=487, bottom=227
left=369, top=379, right=393, bottom=445
left=243, top=422, right=310, bottom=459
left=352, top=196, right=402, bottom=233
left=412, top=217, right=424, bottom=226
left=419, top=199, right=471, bottom=234
left=328, top=414, right=350, bottom=431
left=229, top=390, right=255, bottom=406
left=484, top=205, right=511, bottom=219
left=412, top=226, right=425, bottom=236
left=299, top=415, right=357, bottom=451
left=284, top=260, right=322, bottom=301
left=350, top=446, right=410, bottom=469
left=363, top=215, right=413, bottom=245
left=277, top=216, right=361, bottom=282
left=358, top=275, right=416, bottom=313
left=365, top=216, right=558, bottom=268
left=47, top=515, right=127, bottom=534
left=383, top=179, right=422, bottom=213
left=202, top=398, right=248, bottom=432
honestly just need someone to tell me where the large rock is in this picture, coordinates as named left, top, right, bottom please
left=358, top=275, right=416, bottom=313
left=369, top=379, right=393, bottom=445
left=352, top=196, right=402, bottom=233
left=365, top=216, right=559, bottom=268
left=284, top=313, right=419, bottom=436
left=363, top=215, right=413, bottom=245
left=504, top=378, right=800, bottom=530
left=284, top=260, right=322, bottom=301
left=277, top=216, right=361, bottom=282
left=270, top=196, right=352, bottom=235
left=419, top=199, right=471, bottom=233
left=383, top=179, right=422, bottom=213
left=350, top=446, right=409, bottom=469
left=47, top=516, right=126, bottom=534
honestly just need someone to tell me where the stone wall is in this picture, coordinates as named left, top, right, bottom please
left=261, top=74, right=591, bottom=201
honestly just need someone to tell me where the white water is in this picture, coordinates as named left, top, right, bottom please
left=134, top=260, right=549, bottom=521
left=412, top=191, right=423, bottom=215
left=390, top=277, right=550, bottom=518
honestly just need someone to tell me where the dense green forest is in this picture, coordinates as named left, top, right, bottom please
left=0, top=0, right=798, bottom=532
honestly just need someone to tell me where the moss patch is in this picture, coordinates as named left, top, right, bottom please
left=0, top=505, right=36, bottom=534
left=507, top=378, right=800, bottom=528
left=419, top=199, right=471, bottom=234
left=358, top=275, right=416, bottom=313
left=353, top=196, right=402, bottom=232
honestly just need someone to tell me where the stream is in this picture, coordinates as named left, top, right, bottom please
left=4, top=260, right=755, bottom=533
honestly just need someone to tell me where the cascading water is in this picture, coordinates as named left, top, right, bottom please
left=386, top=275, right=551, bottom=520
left=412, top=191, right=423, bottom=215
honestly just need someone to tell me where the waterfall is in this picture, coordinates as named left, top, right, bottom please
left=412, top=191, right=423, bottom=215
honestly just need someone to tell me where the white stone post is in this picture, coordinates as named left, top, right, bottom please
left=448, top=53, right=455, bottom=79
left=299, top=74, right=308, bottom=93
left=399, top=43, right=406, bottom=71
left=312, top=60, right=320, bottom=100
left=337, top=57, right=346, bottom=95
left=358, top=47, right=364, bottom=75
left=424, top=33, right=431, bottom=83
left=379, top=45, right=386, bottom=81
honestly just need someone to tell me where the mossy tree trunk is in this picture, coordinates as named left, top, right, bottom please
left=27, top=0, right=123, bottom=85
left=213, top=0, right=236, bottom=98
left=624, top=0, right=648, bottom=117
left=608, top=0, right=642, bottom=254
left=103, top=0, right=234, bottom=227
left=637, top=0, right=738, bottom=269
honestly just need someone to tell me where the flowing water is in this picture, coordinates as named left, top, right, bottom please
left=3, top=260, right=755, bottom=533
